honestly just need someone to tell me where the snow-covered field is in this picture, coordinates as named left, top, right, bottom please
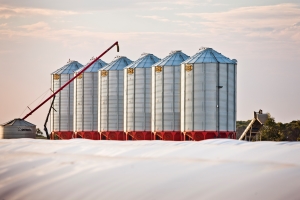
left=0, top=139, right=299, bottom=200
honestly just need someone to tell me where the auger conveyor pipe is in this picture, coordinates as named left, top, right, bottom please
left=23, top=41, right=119, bottom=120
left=238, top=118, right=255, bottom=140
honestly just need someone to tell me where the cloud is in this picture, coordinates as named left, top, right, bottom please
left=175, top=0, right=202, bottom=6
left=293, top=22, right=300, bottom=27
left=138, top=15, right=170, bottom=22
left=20, top=22, right=50, bottom=31
left=137, top=15, right=189, bottom=25
left=0, top=21, right=208, bottom=44
left=1, top=3, right=299, bottom=47
left=150, top=7, right=173, bottom=10
left=178, top=4, right=300, bottom=42
left=179, top=3, right=299, bottom=16
left=0, top=5, right=78, bottom=18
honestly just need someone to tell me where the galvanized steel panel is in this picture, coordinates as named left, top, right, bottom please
left=152, top=65, right=184, bottom=132
left=181, top=48, right=237, bottom=134
left=74, top=71, right=99, bottom=132
left=51, top=74, right=75, bottom=132
left=124, top=67, right=152, bottom=132
left=51, top=61, right=82, bottom=133
left=152, top=51, right=189, bottom=133
left=184, top=67, right=194, bottom=131
left=228, top=64, right=236, bottom=131
left=219, top=64, right=228, bottom=131
left=99, top=58, right=130, bottom=132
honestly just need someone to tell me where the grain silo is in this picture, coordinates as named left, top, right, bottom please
left=0, top=118, right=36, bottom=139
left=98, top=56, right=133, bottom=140
left=51, top=60, right=83, bottom=139
left=151, top=50, right=189, bottom=141
left=124, top=53, right=160, bottom=140
left=74, top=58, right=107, bottom=140
left=181, top=47, right=237, bottom=141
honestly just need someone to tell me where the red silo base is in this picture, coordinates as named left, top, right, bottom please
left=51, top=131, right=74, bottom=140
left=185, top=131, right=236, bottom=141
left=101, top=131, right=126, bottom=140
left=126, top=131, right=153, bottom=140
left=219, top=131, right=236, bottom=139
left=154, top=131, right=184, bottom=141
left=76, top=131, right=100, bottom=140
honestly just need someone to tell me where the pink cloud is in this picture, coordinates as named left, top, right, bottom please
left=20, top=22, right=50, bottom=31
left=178, top=4, right=300, bottom=42
left=0, top=6, right=78, bottom=19
left=138, top=15, right=170, bottom=22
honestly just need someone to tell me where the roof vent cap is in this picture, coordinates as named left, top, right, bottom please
left=67, top=59, right=75, bottom=63
left=169, top=50, right=182, bottom=55
left=199, top=47, right=211, bottom=51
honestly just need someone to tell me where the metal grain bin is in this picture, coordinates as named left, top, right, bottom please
left=181, top=47, right=237, bottom=141
left=98, top=56, right=132, bottom=140
left=124, top=53, right=160, bottom=140
left=74, top=58, right=107, bottom=140
left=0, top=118, right=36, bottom=139
left=51, top=60, right=83, bottom=139
left=151, top=50, right=189, bottom=141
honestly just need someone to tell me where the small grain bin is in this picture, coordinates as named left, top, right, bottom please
left=51, top=60, right=83, bottom=139
left=124, top=53, right=160, bottom=140
left=151, top=50, right=189, bottom=141
left=98, top=56, right=132, bottom=140
left=74, top=58, right=107, bottom=140
left=181, top=47, right=237, bottom=141
left=0, top=118, right=36, bottom=139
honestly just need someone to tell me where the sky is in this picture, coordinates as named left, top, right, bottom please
left=0, top=0, right=299, bottom=133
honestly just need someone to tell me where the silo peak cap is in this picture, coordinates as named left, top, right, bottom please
left=169, top=50, right=182, bottom=55
left=67, top=59, right=74, bottom=63
left=52, top=60, right=83, bottom=74
left=183, top=48, right=236, bottom=64
left=1, top=118, right=35, bottom=126
left=101, top=56, right=133, bottom=70
left=153, top=50, right=189, bottom=67
left=113, top=55, right=124, bottom=60
left=125, top=53, right=160, bottom=69
left=75, top=59, right=107, bottom=73
left=199, top=47, right=211, bottom=51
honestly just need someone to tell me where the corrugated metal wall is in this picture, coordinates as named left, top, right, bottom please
left=74, top=72, right=98, bottom=131
left=151, top=51, right=189, bottom=134
left=51, top=74, right=74, bottom=132
left=152, top=66, right=181, bottom=131
left=181, top=56, right=237, bottom=133
left=124, top=68, right=151, bottom=132
left=99, top=71, right=124, bottom=132
left=50, top=61, right=82, bottom=135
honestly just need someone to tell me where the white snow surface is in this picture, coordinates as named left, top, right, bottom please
left=0, top=139, right=299, bottom=200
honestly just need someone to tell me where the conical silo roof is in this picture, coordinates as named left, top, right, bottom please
left=125, top=53, right=160, bottom=69
left=153, top=50, right=189, bottom=66
left=101, top=56, right=132, bottom=71
left=75, top=58, right=107, bottom=73
left=1, top=118, right=35, bottom=127
left=183, top=47, right=237, bottom=64
left=52, top=60, right=83, bottom=74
